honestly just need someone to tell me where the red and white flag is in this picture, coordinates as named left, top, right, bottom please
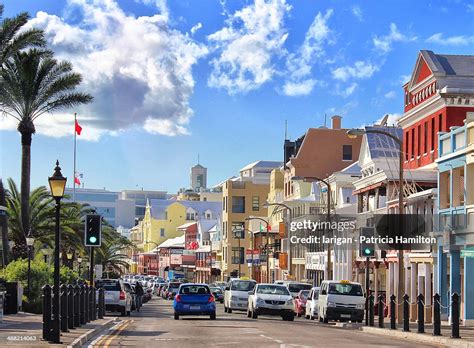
left=75, top=119, right=82, bottom=135
left=74, top=175, right=81, bottom=185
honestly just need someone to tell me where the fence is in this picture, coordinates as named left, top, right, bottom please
left=367, top=292, right=461, bottom=339
left=42, top=283, right=105, bottom=342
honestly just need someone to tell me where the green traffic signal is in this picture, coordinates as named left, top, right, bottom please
left=89, top=236, right=97, bottom=243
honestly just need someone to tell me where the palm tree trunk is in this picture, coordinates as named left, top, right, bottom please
left=0, top=179, right=10, bottom=265
left=20, top=130, right=33, bottom=241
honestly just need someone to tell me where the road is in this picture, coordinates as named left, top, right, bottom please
left=87, top=298, right=440, bottom=348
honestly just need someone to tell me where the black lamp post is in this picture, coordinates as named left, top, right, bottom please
left=48, top=160, right=67, bottom=343
left=26, top=234, right=35, bottom=299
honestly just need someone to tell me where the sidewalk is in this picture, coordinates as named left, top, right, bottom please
left=360, top=321, right=474, bottom=348
left=0, top=312, right=117, bottom=347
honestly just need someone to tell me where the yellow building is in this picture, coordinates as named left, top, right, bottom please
left=220, top=161, right=282, bottom=281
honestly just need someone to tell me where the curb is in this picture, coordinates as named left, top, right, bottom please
left=360, top=326, right=474, bottom=348
left=67, top=317, right=119, bottom=348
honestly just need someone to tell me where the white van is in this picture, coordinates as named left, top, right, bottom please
left=224, top=278, right=257, bottom=313
left=318, top=280, right=365, bottom=323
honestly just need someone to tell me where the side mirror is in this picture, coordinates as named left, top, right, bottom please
left=225, top=287, right=230, bottom=291
left=321, top=290, right=327, bottom=295
left=248, top=291, right=253, bottom=295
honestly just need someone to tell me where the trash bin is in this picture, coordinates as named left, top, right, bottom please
left=4, top=282, right=20, bottom=314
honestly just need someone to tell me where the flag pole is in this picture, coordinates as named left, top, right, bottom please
left=73, top=112, right=77, bottom=202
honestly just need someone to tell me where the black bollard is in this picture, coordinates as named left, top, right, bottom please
left=42, top=285, right=52, bottom=341
left=433, top=293, right=441, bottom=336
left=84, top=284, right=90, bottom=323
left=68, top=284, right=75, bottom=330
left=451, top=293, right=461, bottom=339
left=369, top=294, right=374, bottom=327
left=390, top=295, right=396, bottom=330
left=60, top=284, right=69, bottom=332
left=417, top=294, right=424, bottom=333
left=90, top=286, right=96, bottom=321
left=74, top=285, right=81, bottom=327
left=378, top=294, right=384, bottom=328
left=98, top=288, right=105, bottom=319
left=80, top=285, right=86, bottom=325
left=403, top=294, right=410, bottom=332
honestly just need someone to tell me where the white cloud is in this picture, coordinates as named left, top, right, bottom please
left=21, top=0, right=208, bottom=140
left=377, top=113, right=401, bottom=126
left=282, top=79, right=317, bottom=96
left=399, top=74, right=411, bottom=85
left=190, top=22, right=202, bottom=35
left=207, top=0, right=291, bottom=94
left=332, top=61, right=378, bottom=81
left=384, top=91, right=396, bottom=99
left=351, top=6, right=363, bottom=21
left=339, top=82, right=358, bottom=97
left=373, top=23, right=417, bottom=53
left=283, top=9, right=334, bottom=96
left=426, top=33, right=474, bottom=46
left=143, top=118, right=190, bottom=136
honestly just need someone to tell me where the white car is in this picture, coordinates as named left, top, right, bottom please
left=224, top=279, right=256, bottom=313
left=247, top=283, right=295, bottom=321
left=95, top=279, right=133, bottom=317
left=318, top=280, right=365, bottom=323
left=305, top=286, right=320, bottom=320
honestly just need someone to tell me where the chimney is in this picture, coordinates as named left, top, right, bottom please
left=332, top=115, right=342, bottom=129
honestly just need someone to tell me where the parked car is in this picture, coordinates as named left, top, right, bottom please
left=161, top=284, right=169, bottom=299
left=275, top=281, right=312, bottom=298
left=209, top=287, right=224, bottom=303
left=318, top=280, right=364, bottom=323
left=224, top=278, right=257, bottom=313
left=123, top=282, right=136, bottom=311
left=305, top=287, right=320, bottom=320
left=95, top=279, right=132, bottom=317
left=173, top=283, right=216, bottom=320
left=167, top=282, right=181, bottom=300
left=211, top=282, right=227, bottom=291
left=247, top=283, right=294, bottom=321
left=294, top=289, right=310, bottom=317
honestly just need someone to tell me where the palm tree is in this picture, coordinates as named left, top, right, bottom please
left=0, top=4, right=45, bottom=66
left=0, top=49, right=93, bottom=241
left=96, top=235, right=133, bottom=277
left=0, top=179, right=9, bottom=265
left=1, top=5, right=45, bottom=263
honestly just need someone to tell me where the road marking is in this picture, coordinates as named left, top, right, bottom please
left=89, top=319, right=132, bottom=347
left=260, top=334, right=284, bottom=344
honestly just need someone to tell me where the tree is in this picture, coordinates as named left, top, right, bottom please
left=0, top=49, right=93, bottom=242
left=96, top=234, right=133, bottom=277
left=0, top=4, right=45, bottom=66
left=0, top=179, right=9, bottom=265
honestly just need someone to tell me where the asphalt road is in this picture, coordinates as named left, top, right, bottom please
left=86, top=297, right=440, bottom=348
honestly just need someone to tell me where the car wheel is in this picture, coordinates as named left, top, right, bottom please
left=251, top=308, right=258, bottom=319
left=305, top=314, right=310, bottom=319
left=174, top=312, right=179, bottom=320
left=210, top=312, right=216, bottom=320
left=287, top=314, right=294, bottom=322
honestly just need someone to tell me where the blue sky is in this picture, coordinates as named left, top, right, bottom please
left=1, top=0, right=473, bottom=193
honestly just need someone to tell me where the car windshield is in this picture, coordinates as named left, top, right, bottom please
left=210, top=287, right=222, bottom=293
left=288, top=283, right=312, bottom=293
left=299, top=290, right=309, bottom=299
left=95, top=281, right=121, bottom=291
left=230, top=280, right=256, bottom=292
left=328, top=283, right=363, bottom=296
left=180, top=285, right=210, bottom=295
left=257, top=285, right=290, bottom=295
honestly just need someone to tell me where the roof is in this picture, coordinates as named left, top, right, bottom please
left=179, top=201, right=221, bottom=217
left=177, top=222, right=197, bottom=230
left=198, top=219, right=218, bottom=233
left=240, top=160, right=282, bottom=172
left=364, top=126, right=402, bottom=159
left=339, top=161, right=361, bottom=176
left=149, top=199, right=174, bottom=219
left=156, top=235, right=185, bottom=249
left=421, top=50, right=474, bottom=77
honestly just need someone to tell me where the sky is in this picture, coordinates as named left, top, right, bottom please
left=1, top=0, right=473, bottom=193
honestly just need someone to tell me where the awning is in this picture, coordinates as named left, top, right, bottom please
left=352, top=181, right=384, bottom=195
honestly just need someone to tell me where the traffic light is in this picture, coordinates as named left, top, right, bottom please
left=85, top=214, right=101, bottom=247
left=359, top=227, right=375, bottom=258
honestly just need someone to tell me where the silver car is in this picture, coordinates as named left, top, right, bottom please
left=95, top=279, right=132, bottom=316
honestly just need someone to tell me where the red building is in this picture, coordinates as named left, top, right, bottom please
left=399, top=50, right=474, bottom=170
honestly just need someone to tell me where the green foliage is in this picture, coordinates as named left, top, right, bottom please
left=0, top=258, right=80, bottom=313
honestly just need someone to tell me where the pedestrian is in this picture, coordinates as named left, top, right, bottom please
left=135, top=281, right=144, bottom=312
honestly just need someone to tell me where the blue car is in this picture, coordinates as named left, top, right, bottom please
left=173, top=283, right=216, bottom=320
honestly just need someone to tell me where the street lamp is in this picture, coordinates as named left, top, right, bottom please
left=26, top=234, right=35, bottom=299
left=347, top=128, right=404, bottom=324
left=48, top=160, right=67, bottom=344
left=77, top=257, right=83, bottom=276
left=245, top=217, right=270, bottom=283
left=292, top=175, right=332, bottom=284
left=67, top=251, right=74, bottom=269
left=262, top=202, right=293, bottom=279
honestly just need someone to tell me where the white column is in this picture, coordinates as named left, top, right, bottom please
left=388, top=262, right=394, bottom=296
left=394, top=262, right=399, bottom=298
left=374, top=266, right=379, bottom=300
left=347, top=246, right=353, bottom=281
left=410, top=262, right=417, bottom=299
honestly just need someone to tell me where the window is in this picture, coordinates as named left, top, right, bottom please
left=411, top=128, right=415, bottom=159
left=160, top=228, right=165, bottom=237
left=186, top=212, right=196, bottom=220
left=232, top=196, right=245, bottom=213
left=424, top=122, right=428, bottom=154
left=231, top=247, right=244, bottom=264
left=439, top=114, right=443, bottom=133
left=342, top=145, right=352, bottom=160
left=232, top=222, right=245, bottom=239
left=431, top=118, right=435, bottom=151
left=418, top=125, right=421, bottom=156
left=252, top=196, right=260, bottom=211
left=405, top=131, right=409, bottom=160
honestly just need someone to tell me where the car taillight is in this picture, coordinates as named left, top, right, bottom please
left=175, top=295, right=181, bottom=302
left=119, top=291, right=126, bottom=300
left=208, top=295, right=215, bottom=303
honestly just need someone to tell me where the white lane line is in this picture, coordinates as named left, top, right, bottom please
left=260, top=334, right=284, bottom=344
